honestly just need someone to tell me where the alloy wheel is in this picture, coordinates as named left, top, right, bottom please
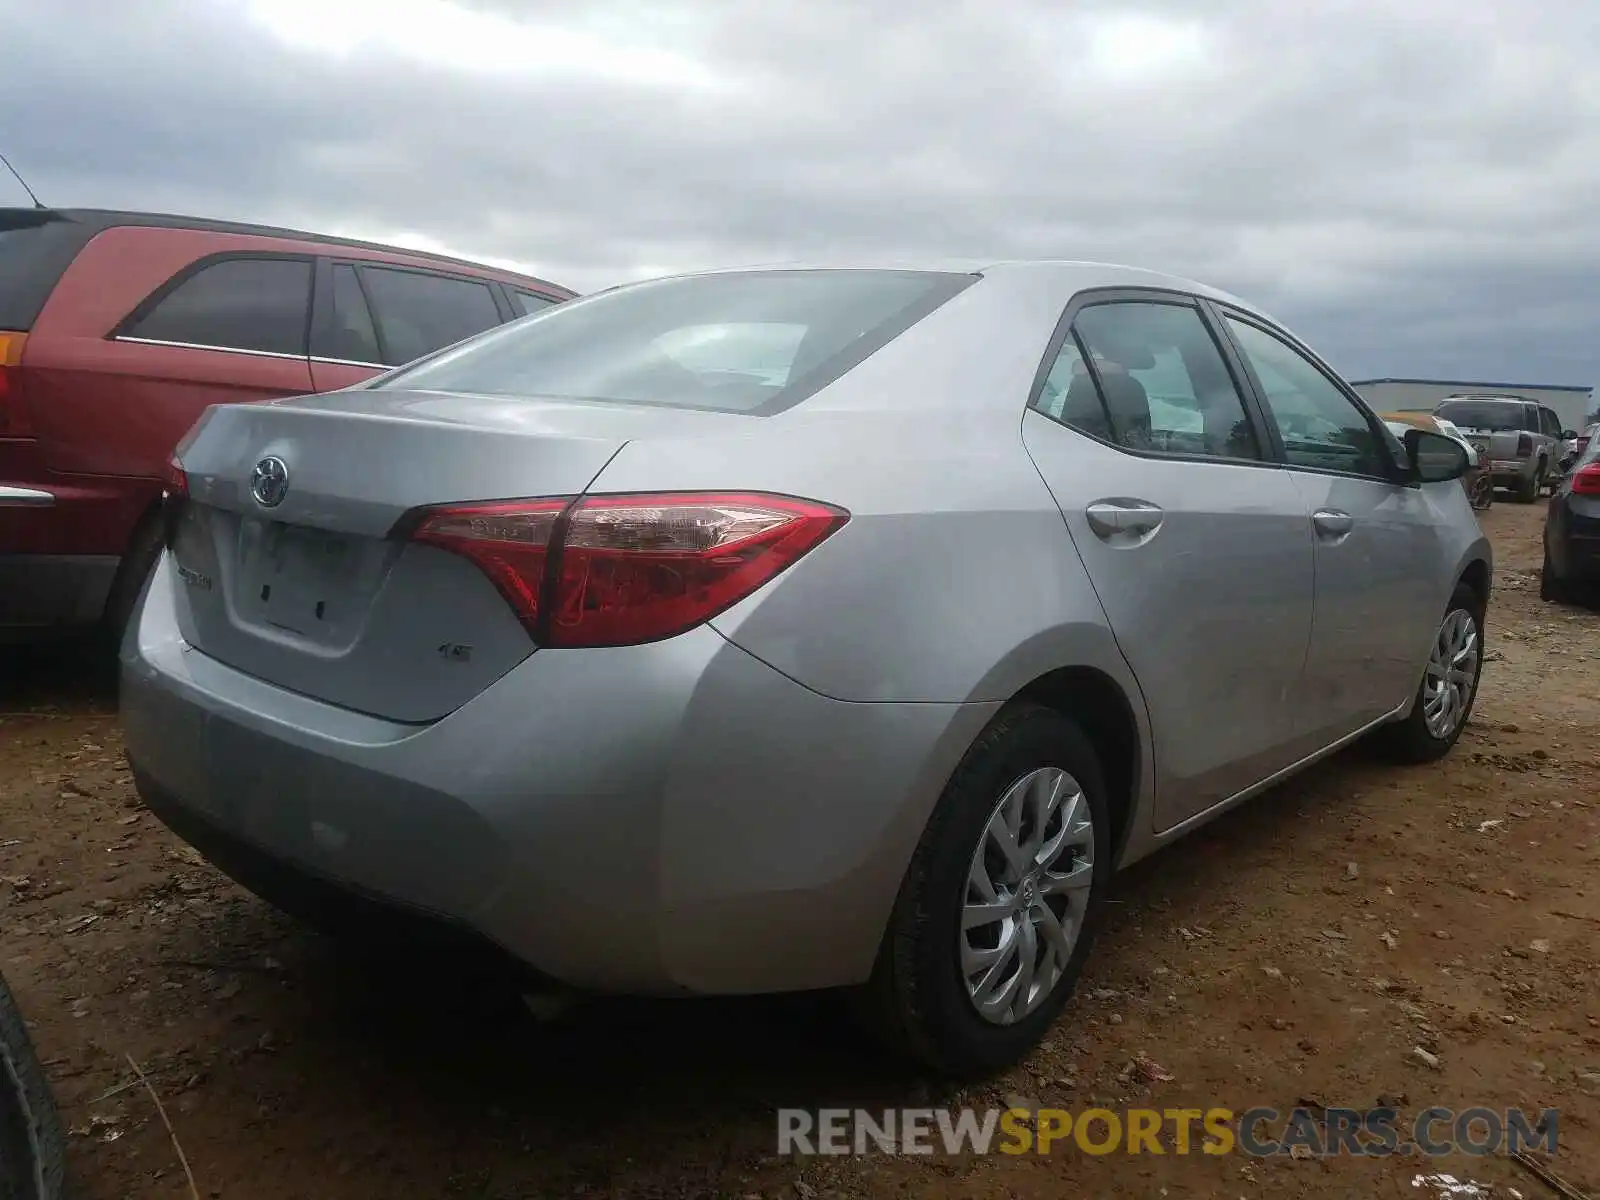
left=960, top=767, right=1095, bottom=1026
left=1422, top=607, right=1480, bottom=740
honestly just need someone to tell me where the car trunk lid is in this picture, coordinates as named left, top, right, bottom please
left=165, top=389, right=745, bottom=721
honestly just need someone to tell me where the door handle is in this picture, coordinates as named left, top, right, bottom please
left=1312, top=508, right=1353, bottom=539
left=1086, top=499, right=1164, bottom=540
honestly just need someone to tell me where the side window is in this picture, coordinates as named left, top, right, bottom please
left=315, top=263, right=382, bottom=364
left=1032, top=332, right=1114, bottom=439
left=358, top=267, right=503, bottom=365
left=512, top=289, right=557, bottom=316
left=1224, top=317, right=1388, bottom=477
left=1038, top=301, right=1261, bottom=459
left=125, top=257, right=312, bottom=356
left=1544, top=409, right=1563, bottom=437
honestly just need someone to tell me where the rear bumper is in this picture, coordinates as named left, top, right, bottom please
left=0, top=553, right=118, bottom=634
left=121, top=555, right=995, bottom=995
left=1488, top=459, right=1537, bottom=482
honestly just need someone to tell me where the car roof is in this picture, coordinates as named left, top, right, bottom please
left=0, top=206, right=574, bottom=296
left=626, top=257, right=1277, bottom=320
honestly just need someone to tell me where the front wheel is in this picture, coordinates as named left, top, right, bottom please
left=1368, top=583, right=1484, bottom=764
left=857, top=704, right=1111, bottom=1078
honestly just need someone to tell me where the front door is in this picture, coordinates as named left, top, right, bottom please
left=1022, top=295, right=1315, bottom=830
left=1217, top=310, right=1449, bottom=749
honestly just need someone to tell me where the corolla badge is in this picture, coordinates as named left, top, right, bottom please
left=250, top=455, right=290, bottom=508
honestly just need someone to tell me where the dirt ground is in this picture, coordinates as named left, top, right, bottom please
left=3, top=499, right=1598, bottom=1199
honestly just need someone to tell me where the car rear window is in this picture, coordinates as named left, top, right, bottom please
left=1434, top=400, right=1534, bottom=432
left=0, top=211, right=93, bottom=331
left=375, top=269, right=976, bottom=414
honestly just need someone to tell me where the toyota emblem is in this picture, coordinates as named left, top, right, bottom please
left=250, top=456, right=290, bottom=508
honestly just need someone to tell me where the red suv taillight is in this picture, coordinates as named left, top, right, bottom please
left=1516, top=433, right=1533, bottom=457
left=408, top=491, right=849, bottom=648
left=0, top=331, right=34, bottom=438
left=1572, top=465, right=1600, bottom=496
left=160, top=454, right=189, bottom=547
left=161, top=454, right=188, bottom=500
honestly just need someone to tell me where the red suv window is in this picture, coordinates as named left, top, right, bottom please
left=122, top=256, right=314, bottom=357
left=357, top=267, right=502, bottom=365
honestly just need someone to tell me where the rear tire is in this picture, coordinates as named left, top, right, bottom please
left=102, top=512, right=164, bottom=656
left=1514, top=463, right=1542, bottom=504
left=0, top=970, right=66, bottom=1200
left=856, top=703, right=1112, bottom=1078
left=1369, top=583, right=1484, bottom=764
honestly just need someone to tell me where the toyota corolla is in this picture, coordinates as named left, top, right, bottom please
left=121, top=261, right=1491, bottom=1076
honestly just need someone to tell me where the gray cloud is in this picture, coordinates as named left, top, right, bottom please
left=2, top=0, right=1598, bottom=389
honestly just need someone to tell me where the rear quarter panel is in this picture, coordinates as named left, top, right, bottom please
left=593, top=410, right=1145, bottom=708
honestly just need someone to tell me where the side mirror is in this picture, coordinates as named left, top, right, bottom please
left=1406, top=428, right=1469, bottom=483
left=1562, top=429, right=1578, bottom=440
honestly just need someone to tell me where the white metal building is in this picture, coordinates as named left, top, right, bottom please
left=1349, top=378, right=1596, bottom=434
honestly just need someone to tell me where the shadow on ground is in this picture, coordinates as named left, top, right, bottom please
left=0, top=638, right=117, bottom=713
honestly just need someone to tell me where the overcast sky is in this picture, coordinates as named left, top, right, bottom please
left=3, top=0, right=1598, bottom=389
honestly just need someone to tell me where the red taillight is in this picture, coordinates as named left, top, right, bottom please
left=410, top=497, right=568, bottom=630
left=160, top=455, right=189, bottom=547
left=409, top=492, right=849, bottom=647
left=1572, top=465, right=1600, bottom=496
left=161, top=455, right=188, bottom=500
left=1516, top=433, right=1533, bottom=457
left=0, top=331, right=33, bottom=438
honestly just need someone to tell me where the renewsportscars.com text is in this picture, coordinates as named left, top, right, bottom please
left=777, top=1105, right=1559, bottom=1158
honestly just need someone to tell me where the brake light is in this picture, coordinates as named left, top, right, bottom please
left=161, top=454, right=188, bottom=500
left=0, top=331, right=33, bottom=437
left=408, top=492, right=849, bottom=647
left=1516, top=433, right=1533, bottom=457
left=158, top=454, right=189, bottom=548
left=1573, top=465, right=1600, bottom=496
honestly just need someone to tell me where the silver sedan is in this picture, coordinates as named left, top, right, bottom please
left=121, top=260, right=1491, bottom=1076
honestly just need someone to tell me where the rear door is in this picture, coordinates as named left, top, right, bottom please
left=1215, top=306, right=1447, bottom=745
left=1022, top=291, right=1315, bottom=830
left=27, top=248, right=315, bottom=477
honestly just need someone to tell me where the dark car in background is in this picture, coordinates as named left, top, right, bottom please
left=1433, top=395, right=1573, bottom=503
left=0, top=208, right=575, bottom=644
left=1542, top=429, right=1600, bottom=605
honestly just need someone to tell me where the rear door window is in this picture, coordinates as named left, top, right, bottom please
left=357, top=267, right=503, bottom=365
left=123, top=256, right=313, bottom=356
left=313, top=263, right=383, bottom=365
left=1038, top=301, right=1262, bottom=460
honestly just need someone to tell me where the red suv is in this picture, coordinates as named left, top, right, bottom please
left=0, top=207, right=575, bottom=643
